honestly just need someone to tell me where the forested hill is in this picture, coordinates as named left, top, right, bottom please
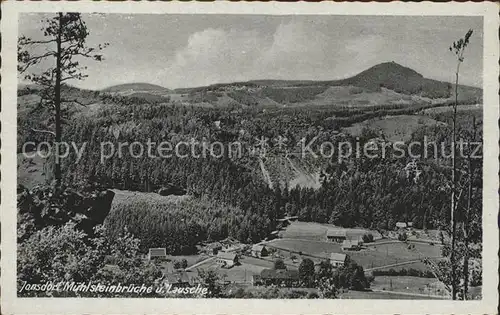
left=102, top=82, right=172, bottom=94
left=171, top=62, right=482, bottom=107
left=17, top=61, right=483, bottom=250
left=19, top=62, right=482, bottom=110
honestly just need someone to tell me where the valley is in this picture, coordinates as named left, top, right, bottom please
left=17, top=61, right=484, bottom=300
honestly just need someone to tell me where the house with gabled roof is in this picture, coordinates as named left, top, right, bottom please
left=327, top=230, right=347, bottom=243
left=330, top=253, right=347, bottom=267
left=251, top=244, right=268, bottom=258
left=254, top=269, right=299, bottom=287
left=148, top=248, right=167, bottom=260
left=164, top=271, right=190, bottom=287
left=342, top=239, right=361, bottom=251
left=216, top=252, right=238, bottom=268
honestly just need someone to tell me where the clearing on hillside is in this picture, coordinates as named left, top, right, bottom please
left=369, top=276, right=449, bottom=298
left=111, top=189, right=190, bottom=208
left=342, top=115, right=445, bottom=142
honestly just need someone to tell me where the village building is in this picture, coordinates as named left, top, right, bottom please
left=251, top=244, right=269, bottom=258
left=216, top=252, right=238, bottom=268
left=395, top=222, right=408, bottom=229
left=342, top=239, right=361, bottom=251
left=329, top=253, right=347, bottom=268
left=164, top=272, right=190, bottom=287
left=253, top=269, right=299, bottom=287
left=148, top=248, right=167, bottom=261
left=327, top=230, right=347, bottom=243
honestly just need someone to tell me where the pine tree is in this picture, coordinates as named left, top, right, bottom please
left=18, top=13, right=108, bottom=190
left=448, top=28, right=473, bottom=300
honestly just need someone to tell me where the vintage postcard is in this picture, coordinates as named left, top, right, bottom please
left=1, top=1, right=498, bottom=314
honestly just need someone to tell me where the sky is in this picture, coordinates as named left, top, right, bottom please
left=18, top=14, right=483, bottom=90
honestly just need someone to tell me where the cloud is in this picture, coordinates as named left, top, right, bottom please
left=258, top=22, right=333, bottom=78
left=19, top=14, right=482, bottom=89
left=163, top=28, right=263, bottom=87
left=160, top=21, right=392, bottom=88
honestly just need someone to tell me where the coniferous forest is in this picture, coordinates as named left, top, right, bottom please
left=14, top=12, right=486, bottom=302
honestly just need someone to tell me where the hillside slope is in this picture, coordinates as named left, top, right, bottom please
left=172, top=62, right=482, bottom=107
left=102, top=82, right=171, bottom=94
left=18, top=62, right=482, bottom=111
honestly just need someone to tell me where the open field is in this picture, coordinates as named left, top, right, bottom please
left=309, top=86, right=419, bottom=107
left=111, top=189, right=191, bottom=207
left=370, top=276, right=447, bottom=297
left=419, top=104, right=482, bottom=115
left=156, top=254, right=209, bottom=273
left=367, top=260, right=431, bottom=272
left=349, top=242, right=441, bottom=270
left=264, top=237, right=440, bottom=272
left=279, top=221, right=382, bottom=242
left=342, top=114, right=445, bottom=142
left=271, top=221, right=442, bottom=272
left=367, top=241, right=442, bottom=259
left=189, top=256, right=272, bottom=284
left=239, top=255, right=278, bottom=269
left=385, top=229, right=449, bottom=243
left=266, top=238, right=341, bottom=260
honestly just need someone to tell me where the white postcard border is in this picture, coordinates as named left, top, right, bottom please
left=1, top=1, right=498, bottom=314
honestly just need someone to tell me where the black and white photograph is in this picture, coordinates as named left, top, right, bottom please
left=1, top=1, right=498, bottom=314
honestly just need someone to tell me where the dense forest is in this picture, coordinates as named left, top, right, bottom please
left=17, top=92, right=483, bottom=254
left=15, top=13, right=485, bottom=303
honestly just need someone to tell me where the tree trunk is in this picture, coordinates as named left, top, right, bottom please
left=450, top=62, right=460, bottom=300
left=54, top=12, right=63, bottom=191
left=462, top=116, right=476, bottom=300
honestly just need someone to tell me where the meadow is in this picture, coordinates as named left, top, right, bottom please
left=278, top=221, right=382, bottom=242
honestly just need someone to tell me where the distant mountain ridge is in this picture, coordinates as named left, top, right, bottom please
left=102, top=83, right=171, bottom=94
left=175, top=61, right=481, bottom=99
left=167, top=62, right=481, bottom=107
left=18, top=62, right=482, bottom=108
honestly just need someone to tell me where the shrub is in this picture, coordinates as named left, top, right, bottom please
left=307, top=292, right=320, bottom=299
left=274, top=259, right=286, bottom=270
left=332, top=259, right=370, bottom=291
left=398, top=232, right=408, bottom=241
left=173, top=260, right=181, bottom=269
left=181, top=259, right=188, bottom=269
left=299, top=258, right=315, bottom=287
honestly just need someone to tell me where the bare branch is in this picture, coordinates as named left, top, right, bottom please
left=30, top=128, right=55, bottom=137
left=20, top=39, right=57, bottom=45
left=18, top=52, right=57, bottom=73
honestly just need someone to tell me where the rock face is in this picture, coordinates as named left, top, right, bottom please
left=17, top=184, right=115, bottom=240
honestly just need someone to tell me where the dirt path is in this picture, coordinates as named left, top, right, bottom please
left=364, top=257, right=444, bottom=272
left=185, top=256, right=215, bottom=271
